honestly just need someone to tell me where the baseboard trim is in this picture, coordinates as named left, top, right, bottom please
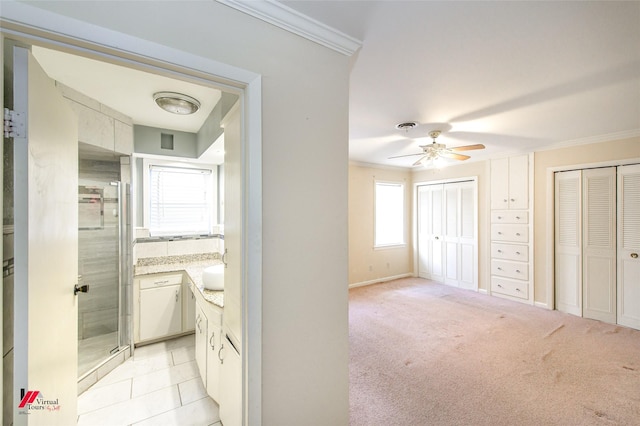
left=478, top=288, right=488, bottom=295
left=535, top=301, right=551, bottom=310
left=349, top=273, right=413, bottom=289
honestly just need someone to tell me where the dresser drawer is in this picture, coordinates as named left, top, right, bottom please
left=491, top=224, right=528, bottom=243
left=491, top=259, right=528, bottom=281
left=491, top=277, right=529, bottom=299
left=491, top=243, right=528, bottom=262
left=491, top=210, right=528, bottom=224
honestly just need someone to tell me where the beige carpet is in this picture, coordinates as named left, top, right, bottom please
left=349, top=278, right=640, bottom=425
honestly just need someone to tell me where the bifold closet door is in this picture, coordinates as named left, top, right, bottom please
left=582, top=167, right=616, bottom=324
left=443, top=181, right=476, bottom=289
left=555, top=170, right=582, bottom=316
left=417, top=184, right=444, bottom=282
left=617, top=164, right=640, bottom=330
left=418, top=181, right=476, bottom=289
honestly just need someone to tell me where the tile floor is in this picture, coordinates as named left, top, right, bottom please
left=78, top=334, right=221, bottom=426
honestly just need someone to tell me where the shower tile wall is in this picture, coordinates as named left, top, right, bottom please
left=78, top=159, right=120, bottom=341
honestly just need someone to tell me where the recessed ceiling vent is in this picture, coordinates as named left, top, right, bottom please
left=395, top=121, right=418, bottom=131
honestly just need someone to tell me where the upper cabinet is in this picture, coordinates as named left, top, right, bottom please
left=490, top=155, right=529, bottom=210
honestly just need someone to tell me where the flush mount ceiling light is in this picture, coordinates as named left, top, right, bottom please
left=153, top=92, right=201, bottom=115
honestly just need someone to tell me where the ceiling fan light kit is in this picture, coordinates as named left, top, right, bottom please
left=389, top=125, right=485, bottom=167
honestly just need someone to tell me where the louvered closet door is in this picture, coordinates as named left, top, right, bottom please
left=582, top=168, right=617, bottom=324
left=617, top=164, right=640, bottom=330
left=555, top=170, right=582, bottom=316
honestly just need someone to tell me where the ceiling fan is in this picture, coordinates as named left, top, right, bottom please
left=389, top=130, right=485, bottom=166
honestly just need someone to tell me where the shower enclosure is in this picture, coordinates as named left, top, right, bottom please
left=77, top=179, right=132, bottom=377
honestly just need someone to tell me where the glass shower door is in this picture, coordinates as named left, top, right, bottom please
left=77, top=180, right=122, bottom=377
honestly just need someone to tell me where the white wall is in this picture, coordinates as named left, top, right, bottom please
left=8, top=2, right=350, bottom=424
left=349, top=163, right=413, bottom=285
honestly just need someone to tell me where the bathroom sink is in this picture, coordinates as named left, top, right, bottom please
left=202, top=264, right=224, bottom=291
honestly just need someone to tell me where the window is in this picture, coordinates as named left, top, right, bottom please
left=375, top=181, right=405, bottom=247
left=148, top=164, right=216, bottom=236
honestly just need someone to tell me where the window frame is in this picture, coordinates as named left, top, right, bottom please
left=374, top=180, right=406, bottom=249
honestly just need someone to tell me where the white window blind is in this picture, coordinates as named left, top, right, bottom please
left=375, top=182, right=405, bottom=247
left=149, top=165, right=213, bottom=236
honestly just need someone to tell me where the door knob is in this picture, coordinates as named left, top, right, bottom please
left=632, top=253, right=639, bottom=259
left=435, top=236, right=439, bottom=240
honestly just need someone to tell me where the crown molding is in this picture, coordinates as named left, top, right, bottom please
left=217, top=0, right=362, bottom=56
left=535, top=129, right=640, bottom=152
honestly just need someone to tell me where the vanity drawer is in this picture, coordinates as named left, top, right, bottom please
left=491, top=224, right=528, bottom=243
left=491, top=243, right=528, bottom=262
left=491, top=277, right=529, bottom=299
left=491, top=210, right=528, bottom=224
left=139, top=272, right=184, bottom=289
left=491, top=259, right=528, bottom=281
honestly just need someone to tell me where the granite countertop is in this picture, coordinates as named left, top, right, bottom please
left=135, top=259, right=224, bottom=308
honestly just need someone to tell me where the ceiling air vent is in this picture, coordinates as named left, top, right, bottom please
left=395, top=121, right=418, bottom=131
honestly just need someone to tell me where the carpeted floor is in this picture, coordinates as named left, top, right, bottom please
left=349, top=278, right=640, bottom=425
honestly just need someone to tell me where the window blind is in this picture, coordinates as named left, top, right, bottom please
left=149, top=165, right=213, bottom=236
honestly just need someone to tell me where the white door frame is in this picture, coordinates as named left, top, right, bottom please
left=545, top=158, right=640, bottom=314
left=413, top=176, right=479, bottom=291
left=0, top=3, right=263, bottom=425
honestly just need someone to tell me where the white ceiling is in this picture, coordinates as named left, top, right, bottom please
left=281, top=0, right=640, bottom=168
left=29, top=2, right=640, bottom=169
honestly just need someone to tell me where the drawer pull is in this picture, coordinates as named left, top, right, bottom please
left=498, top=232, right=503, bottom=235
left=210, top=331, right=216, bottom=350
left=497, top=267, right=503, bottom=270
left=504, top=199, right=508, bottom=203
left=516, top=216, right=520, bottom=220
left=516, top=251, right=521, bottom=255
left=516, top=233, right=521, bottom=236
left=497, top=249, right=503, bottom=253
left=631, top=253, right=638, bottom=259
left=516, top=270, right=521, bottom=273
left=510, top=198, right=515, bottom=202
left=516, top=288, right=521, bottom=292
left=497, top=284, right=503, bottom=288
left=497, top=216, right=502, bottom=219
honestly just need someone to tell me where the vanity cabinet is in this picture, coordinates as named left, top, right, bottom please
left=192, top=284, right=223, bottom=404
left=134, top=271, right=193, bottom=344
left=195, top=304, right=208, bottom=386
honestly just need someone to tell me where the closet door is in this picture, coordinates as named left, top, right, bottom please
left=582, top=168, right=616, bottom=324
left=417, top=184, right=444, bottom=282
left=555, top=171, right=582, bottom=316
left=617, top=164, right=640, bottom=330
left=458, top=182, right=476, bottom=290
left=443, top=185, right=460, bottom=286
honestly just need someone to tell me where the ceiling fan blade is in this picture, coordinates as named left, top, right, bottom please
left=388, top=152, right=426, bottom=159
left=412, top=156, right=428, bottom=166
left=449, top=144, right=485, bottom=152
left=440, top=151, right=471, bottom=161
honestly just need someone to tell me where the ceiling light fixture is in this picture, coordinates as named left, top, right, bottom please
left=153, top=92, right=201, bottom=115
